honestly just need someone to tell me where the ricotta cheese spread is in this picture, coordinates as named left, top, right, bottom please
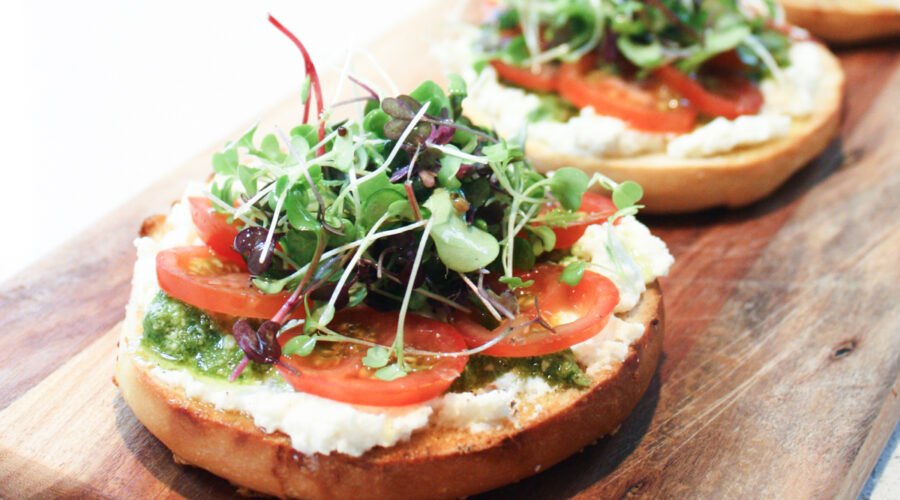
left=444, top=31, right=824, bottom=159
left=122, top=190, right=671, bottom=456
left=571, top=215, right=674, bottom=313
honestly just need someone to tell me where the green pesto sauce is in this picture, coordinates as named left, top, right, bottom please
left=140, top=292, right=274, bottom=383
left=527, top=94, right=578, bottom=124
left=449, top=349, right=590, bottom=393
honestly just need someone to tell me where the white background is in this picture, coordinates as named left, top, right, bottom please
left=0, top=0, right=433, bottom=283
left=0, top=1, right=895, bottom=498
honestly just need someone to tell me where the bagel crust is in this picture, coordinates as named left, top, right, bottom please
left=115, top=283, right=664, bottom=500
left=466, top=42, right=844, bottom=214
left=782, top=0, right=900, bottom=44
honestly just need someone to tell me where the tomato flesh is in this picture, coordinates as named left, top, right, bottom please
left=156, top=246, right=295, bottom=319
left=540, top=192, right=618, bottom=249
left=277, top=308, right=468, bottom=406
left=655, top=66, right=763, bottom=119
left=188, top=197, right=246, bottom=268
left=490, top=60, right=559, bottom=92
left=557, top=62, right=697, bottom=133
left=452, top=264, right=618, bottom=357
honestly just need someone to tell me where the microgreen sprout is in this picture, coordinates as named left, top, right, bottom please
left=478, top=0, right=795, bottom=80
left=216, top=16, right=654, bottom=384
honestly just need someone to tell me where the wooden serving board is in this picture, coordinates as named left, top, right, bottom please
left=2, top=5, right=900, bottom=499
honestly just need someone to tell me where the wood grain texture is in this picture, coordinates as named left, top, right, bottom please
left=1, top=4, right=899, bottom=498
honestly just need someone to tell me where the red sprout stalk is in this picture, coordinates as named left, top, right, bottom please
left=228, top=355, right=250, bottom=382
left=404, top=182, right=422, bottom=221
left=347, top=75, right=380, bottom=102
left=272, top=231, right=327, bottom=325
left=268, top=14, right=326, bottom=156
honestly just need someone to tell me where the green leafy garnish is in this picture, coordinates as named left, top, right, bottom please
left=477, top=0, right=793, bottom=80
left=283, top=335, right=317, bottom=357
left=202, top=37, right=652, bottom=384
left=559, top=260, right=587, bottom=286
left=612, top=180, right=644, bottom=210
left=550, top=167, right=590, bottom=211
left=374, top=364, right=407, bottom=381
left=362, top=346, right=391, bottom=368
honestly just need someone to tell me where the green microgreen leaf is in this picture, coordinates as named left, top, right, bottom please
left=528, top=225, right=557, bottom=253
left=424, top=189, right=499, bottom=273
left=374, top=363, right=407, bottom=381
left=616, top=37, right=663, bottom=68
left=513, top=236, right=535, bottom=271
left=499, top=276, right=534, bottom=289
left=212, top=148, right=238, bottom=176
left=549, top=167, right=590, bottom=211
left=363, top=188, right=406, bottom=227
left=211, top=177, right=237, bottom=208
left=304, top=303, right=335, bottom=335
left=533, top=208, right=581, bottom=228
left=559, top=260, right=586, bottom=286
left=408, top=80, right=450, bottom=116
left=348, top=282, right=367, bottom=307
left=612, top=181, right=643, bottom=210
left=290, top=124, right=319, bottom=148
left=388, top=198, right=417, bottom=220
left=238, top=164, right=259, bottom=198
left=283, top=335, right=316, bottom=357
left=300, top=75, right=311, bottom=106
left=331, top=134, right=356, bottom=172
left=447, top=73, right=467, bottom=98
left=437, top=155, right=463, bottom=189
left=362, top=346, right=391, bottom=369
left=260, top=133, right=285, bottom=162
left=281, top=230, right=318, bottom=266
left=252, top=276, right=287, bottom=294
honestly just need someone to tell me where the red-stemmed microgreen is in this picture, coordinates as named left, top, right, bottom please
left=268, top=14, right=326, bottom=155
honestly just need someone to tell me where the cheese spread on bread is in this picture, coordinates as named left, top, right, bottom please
left=121, top=188, right=672, bottom=456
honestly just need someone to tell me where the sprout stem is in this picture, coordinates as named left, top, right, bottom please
left=272, top=231, right=326, bottom=325
left=268, top=14, right=326, bottom=155
left=459, top=272, right=503, bottom=322
left=391, top=218, right=434, bottom=369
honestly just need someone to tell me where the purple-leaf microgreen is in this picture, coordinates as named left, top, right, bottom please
left=352, top=101, right=431, bottom=187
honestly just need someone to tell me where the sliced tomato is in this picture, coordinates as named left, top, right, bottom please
left=277, top=308, right=468, bottom=406
left=557, top=62, right=697, bottom=133
left=156, top=246, right=295, bottom=319
left=452, top=264, right=618, bottom=357
left=188, top=197, right=246, bottom=268
left=490, top=60, right=559, bottom=93
left=655, top=66, right=763, bottom=119
left=540, top=192, right=618, bottom=250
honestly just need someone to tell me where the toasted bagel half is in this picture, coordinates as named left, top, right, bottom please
left=781, top=0, right=900, bottom=44
left=465, top=42, right=844, bottom=214
left=116, top=284, right=662, bottom=499
left=116, top=213, right=664, bottom=499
